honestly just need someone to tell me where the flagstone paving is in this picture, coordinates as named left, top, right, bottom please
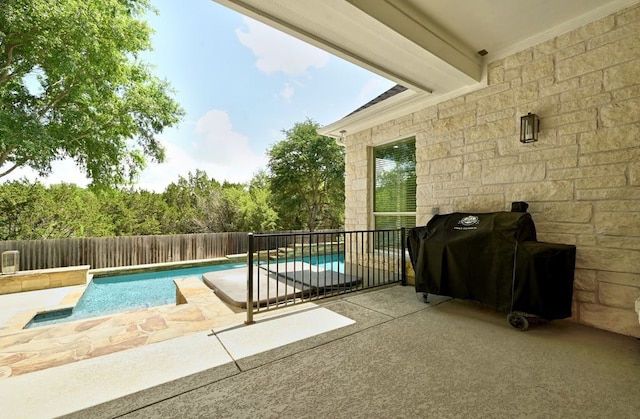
left=0, top=278, right=245, bottom=380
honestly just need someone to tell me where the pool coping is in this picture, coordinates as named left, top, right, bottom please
left=0, top=284, right=87, bottom=335
left=89, top=257, right=245, bottom=277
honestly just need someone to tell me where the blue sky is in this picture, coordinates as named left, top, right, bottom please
left=9, top=0, right=394, bottom=191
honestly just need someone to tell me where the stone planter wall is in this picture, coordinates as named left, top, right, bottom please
left=0, top=266, right=90, bottom=295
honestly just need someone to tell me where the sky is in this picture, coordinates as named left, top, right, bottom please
left=7, top=0, right=394, bottom=192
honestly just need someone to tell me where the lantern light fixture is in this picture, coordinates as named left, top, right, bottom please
left=338, top=129, right=347, bottom=145
left=520, top=112, right=539, bottom=143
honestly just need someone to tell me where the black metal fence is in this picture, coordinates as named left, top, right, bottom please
left=245, top=229, right=407, bottom=323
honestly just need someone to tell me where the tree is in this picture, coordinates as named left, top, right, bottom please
left=267, top=119, right=344, bottom=231
left=0, top=0, right=184, bottom=187
left=224, top=170, right=279, bottom=232
left=163, top=170, right=239, bottom=233
left=0, top=178, right=38, bottom=239
left=99, top=188, right=170, bottom=236
left=0, top=179, right=112, bottom=239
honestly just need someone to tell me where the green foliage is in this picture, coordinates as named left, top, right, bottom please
left=0, top=178, right=112, bottom=239
left=225, top=170, right=279, bottom=232
left=267, top=119, right=344, bottom=231
left=0, top=0, right=184, bottom=187
left=163, top=170, right=240, bottom=233
left=98, top=188, right=170, bottom=236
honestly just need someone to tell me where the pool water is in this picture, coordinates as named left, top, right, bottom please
left=304, top=253, right=344, bottom=272
left=25, top=254, right=346, bottom=329
left=25, top=263, right=245, bottom=329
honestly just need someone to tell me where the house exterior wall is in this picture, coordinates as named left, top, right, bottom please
left=344, top=2, right=640, bottom=337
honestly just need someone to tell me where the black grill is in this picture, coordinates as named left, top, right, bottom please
left=407, top=208, right=575, bottom=330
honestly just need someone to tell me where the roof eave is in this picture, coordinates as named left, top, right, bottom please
left=319, top=83, right=489, bottom=141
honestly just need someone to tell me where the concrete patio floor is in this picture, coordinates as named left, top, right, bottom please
left=1, top=284, right=639, bottom=418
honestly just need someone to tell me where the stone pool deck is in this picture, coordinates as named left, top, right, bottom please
left=0, top=279, right=245, bottom=379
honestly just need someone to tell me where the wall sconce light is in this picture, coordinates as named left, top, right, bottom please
left=520, top=112, right=539, bottom=143
left=339, top=129, right=347, bottom=145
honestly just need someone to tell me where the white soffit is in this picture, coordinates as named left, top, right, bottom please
left=407, top=0, right=640, bottom=61
left=212, top=0, right=480, bottom=93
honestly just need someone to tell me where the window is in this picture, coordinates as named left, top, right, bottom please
left=373, top=138, right=416, bottom=230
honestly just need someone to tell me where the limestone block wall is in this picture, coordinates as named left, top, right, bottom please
left=344, top=2, right=640, bottom=337
left=0, top=265, right=90, bottom=295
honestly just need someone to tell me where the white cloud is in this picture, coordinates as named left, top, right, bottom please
left=236, top=17, right=329, bottom=76
left=278, top=83, right=295, bottom=102
left=193, top=110, right=252, bottom=162
left=136, top=110, right=267, bottom=191
left=136, top=141, right=195, bottom=192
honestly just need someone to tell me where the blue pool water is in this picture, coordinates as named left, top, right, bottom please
left=25, top=254, right=346, bottom=329
left=25, top=263, right=245, bottom=329
left=305, top=253, right=344, bottom=273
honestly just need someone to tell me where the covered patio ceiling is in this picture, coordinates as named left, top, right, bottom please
left=212, top=0, right=637, bottom=135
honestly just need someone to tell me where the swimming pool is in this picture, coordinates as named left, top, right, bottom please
left=25, top=262, right=245, bottom=328
left=25, top=254, right=345, bottom=328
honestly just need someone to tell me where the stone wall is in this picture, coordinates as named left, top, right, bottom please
left=0, top=266, right=90, bottom=295
left=344, top=2, right=640, bottom=337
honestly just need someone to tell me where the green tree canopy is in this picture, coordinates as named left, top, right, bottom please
left=0, top=169, right=287, bottom=239
left=0, top=178, right=112, bottom=239
left=0, top=168, right=288, bottom=239
left=225, top=170, right=279, bottom=232
left=0, top=0, right=184, bottom=187
left=98, top=188, right=170, bottom=236
left=163, top=170, right=239, bottom=233
left=267, top=119, right=344, bottom=231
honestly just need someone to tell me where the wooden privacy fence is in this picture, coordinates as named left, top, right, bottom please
left=0, top=233, right=251, bottom=271
left=0, top=230, right=344, bottom=271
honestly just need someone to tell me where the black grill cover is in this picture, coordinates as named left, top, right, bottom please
left=513, top=241, right=576, bottom=319
left=408, top=212, right=575, bottom=320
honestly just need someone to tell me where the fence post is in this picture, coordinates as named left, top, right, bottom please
left=401, top=227, right=407, bottom=286
left=245, top=233, right=255, bottom=325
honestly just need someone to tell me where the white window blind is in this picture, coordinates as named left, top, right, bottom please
left=373, top=138, right=416, bottom=230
